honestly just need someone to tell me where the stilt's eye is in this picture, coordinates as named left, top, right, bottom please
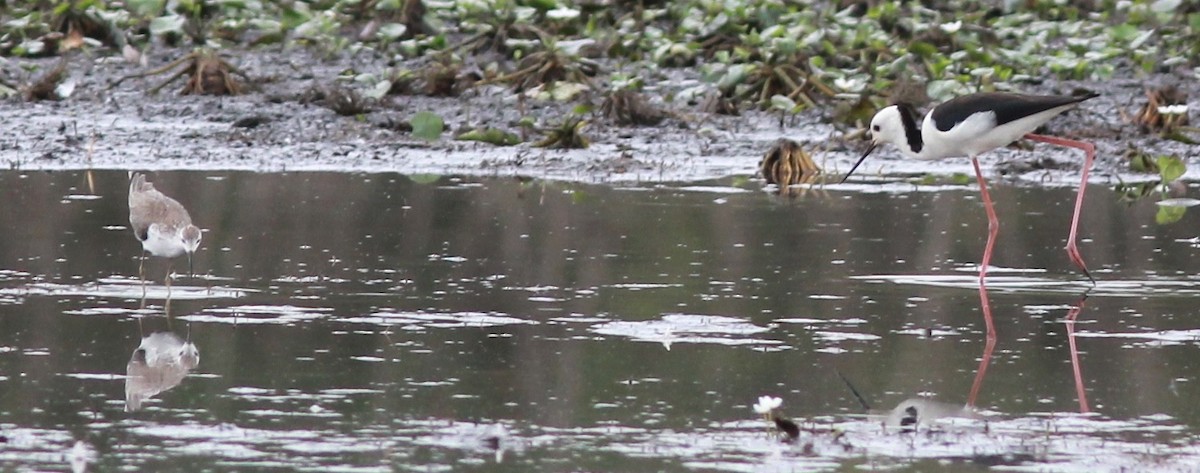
left=872, top=125, right=881, bottom=132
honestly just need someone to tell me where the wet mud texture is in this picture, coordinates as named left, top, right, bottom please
left=0, top=47, right=1194, bottom=184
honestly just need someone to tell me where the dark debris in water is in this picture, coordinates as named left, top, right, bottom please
left=773, top=416, right=801, bottom=442
left=22, top=56, right=69, bottom=101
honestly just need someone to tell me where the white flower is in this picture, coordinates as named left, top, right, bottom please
left=833, top=76, right=866, bottom=93
left=940, top=21, right=963, bottom=34
left=753, top=395, right=783, bottom=414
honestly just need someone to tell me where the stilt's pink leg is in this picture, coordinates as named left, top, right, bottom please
left=1064, top=296, right=1090, bottom=413
left=1023, top=133, right=1096, bottom=283
left=972, top=157, right=1000, bottom=285
left=966, top=284, right=997, bottom=408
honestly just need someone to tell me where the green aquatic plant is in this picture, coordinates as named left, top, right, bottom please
left=456, top=127, right=521, bottom=146
left=410, top=111, right=445, bottom=140
left=1115, top=154, right=1190, bottom=224
left=534, top=105, right=590, bottom=149
left=482, top=37, right=598, bottom=92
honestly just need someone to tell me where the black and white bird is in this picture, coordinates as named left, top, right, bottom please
left=843, top=92, right=1100, bottom=284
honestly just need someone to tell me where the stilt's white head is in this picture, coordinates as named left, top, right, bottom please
left=842, top=105, right=914, bottom=182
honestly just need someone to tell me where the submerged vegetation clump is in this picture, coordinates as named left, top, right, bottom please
left=759, top=138, right=821, bottom=187
left=1132, top=85, right=1190, bottom=134
left=535, top=111, right=591, bottom=149
left=600, top=88, right=668, bottom=126
left=22, top=56, right=70, bottom=101
left=113, top=49, right=247, bottom=95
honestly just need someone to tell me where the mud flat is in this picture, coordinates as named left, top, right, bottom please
left=0, top=47, right=1194, bottom=185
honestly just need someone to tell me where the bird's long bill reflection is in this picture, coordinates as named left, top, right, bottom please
left=125, top=331, right=199, bottom=412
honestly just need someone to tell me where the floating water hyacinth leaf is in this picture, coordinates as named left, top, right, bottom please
left=1157, top=155, right=1186, bottom=182
left=410, top=111, right=444, bottom=140
left=1156, top=205, right=1187, bottom=225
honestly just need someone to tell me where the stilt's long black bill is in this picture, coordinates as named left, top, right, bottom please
left=841, top=142, right=877, bottom=183
left=188, top=253, right=194, bottom=278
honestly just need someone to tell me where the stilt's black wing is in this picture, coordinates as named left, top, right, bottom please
left=931, top=92, right=1099, bottom=132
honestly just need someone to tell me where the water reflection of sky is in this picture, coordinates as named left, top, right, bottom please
left=0, top=171, right=1198, bottom=471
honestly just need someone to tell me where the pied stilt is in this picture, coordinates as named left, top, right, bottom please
left=843, top=92, right=1100, bottom=284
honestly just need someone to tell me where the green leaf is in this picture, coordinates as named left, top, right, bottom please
left=908, top=41, right=938, bottom=58
left=1152, top=0, right=1183, bottom=13
left=1157, top=155, right=1186, bottom=182
left=149, top=14, right=186, bottom=36
left=1156, top=205, right=1187, bottom=225
left=1129, top=152, right=1156, bottom=173
left=1108, top=24, right=1138, bottom=42
left=280, top=7, right=310, bottom=30
left=570, top=104, right=592, bottom=116
left=378, top=23, right=407, bottom=41
left=523, top=0, right=557, bottom=11
left=769, top=95, right=796, bottom=111
left=125, top=0, right=165, bottom=16
left=456, top=128, right=522, bottom=146
left=410, top=112, right=444, bottom=141
left=365, top=80, right=392, bottom=100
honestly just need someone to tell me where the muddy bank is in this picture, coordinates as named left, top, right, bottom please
left=0, top=47, right=1194, bottom=185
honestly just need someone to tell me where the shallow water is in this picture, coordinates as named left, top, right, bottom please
left=2, top=170, right=1200, bottom=471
